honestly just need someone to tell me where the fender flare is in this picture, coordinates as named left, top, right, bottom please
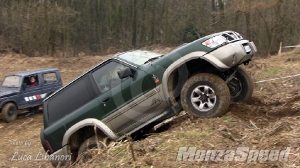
left=161, top=51, right=229, bottom=103
left=62, top=118, right=118, bottom=155
left=0, top=100, right=19, bottom=110
left=201, top=53, right=230, bottom=71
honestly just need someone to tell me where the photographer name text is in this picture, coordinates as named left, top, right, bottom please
left=11, top=151, right=71, bottom=161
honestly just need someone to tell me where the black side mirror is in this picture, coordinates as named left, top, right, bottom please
left=117, top=67, right=133, bottom=79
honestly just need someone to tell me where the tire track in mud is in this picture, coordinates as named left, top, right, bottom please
left=230, top=82, right=300, bottom=129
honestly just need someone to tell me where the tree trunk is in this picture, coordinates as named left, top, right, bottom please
left=131, top=0, right=137, bottom=47
left=245, top=11, right=251, bottom=40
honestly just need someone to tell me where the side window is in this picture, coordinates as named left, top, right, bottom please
left=92, top=61, right=126, bottom=93
left=43, top=72, right=57, bottom=84
left=23, top=74, right=39, bottom=88
left=48, top=75, right=95, bottom=123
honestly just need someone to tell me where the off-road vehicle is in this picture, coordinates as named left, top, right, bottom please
left=40, top=31, right=257, bottom=166
left=0, top=69, right=62, bottom=122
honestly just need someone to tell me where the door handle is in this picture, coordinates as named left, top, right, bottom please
left=102, top=97, right=110, bottom=103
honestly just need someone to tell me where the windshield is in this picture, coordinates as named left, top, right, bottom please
left=117, top=50, right=163, bottom=66
left=2, top=75, right=21, bottom=87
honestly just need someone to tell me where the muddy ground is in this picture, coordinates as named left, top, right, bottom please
left=0, top=48, right=300, bottom=168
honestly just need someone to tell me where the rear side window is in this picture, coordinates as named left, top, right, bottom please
left=43, top=72, right=57, bottom=84
left=47, top=76, right=95, bottom=123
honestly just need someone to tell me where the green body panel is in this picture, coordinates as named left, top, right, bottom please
left=43, top=98, right=102, bottom=152
left=138, top=38, right=211, bottom=84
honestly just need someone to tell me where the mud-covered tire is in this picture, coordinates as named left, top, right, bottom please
left=181, top=73, right=231, bottom=118
left=77, top=135, right=105, bottom=161
left=228, top=67, right=254, bottom=102
left=1, top=103, right=17, bottom=122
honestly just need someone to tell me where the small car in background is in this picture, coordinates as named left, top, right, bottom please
left=0, top=68, right=62, bottom=122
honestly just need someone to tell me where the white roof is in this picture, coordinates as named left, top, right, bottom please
left=117, top=50, right=162, bottom=65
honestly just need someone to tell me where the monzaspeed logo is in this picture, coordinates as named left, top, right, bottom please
left=176, top=147, right=290, bottom=163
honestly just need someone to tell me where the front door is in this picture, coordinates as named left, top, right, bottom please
left=20, top=75, right=45, bottom=108
left=91, top=60, right=162, bottom=134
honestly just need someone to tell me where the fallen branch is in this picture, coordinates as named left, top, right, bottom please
left=249, top=120, right=258, bottom=129
left=126, top=135, right=136, bottom=162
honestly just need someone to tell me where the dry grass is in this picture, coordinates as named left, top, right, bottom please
left=1, top=48, right=300, bottom=168
left=66, top=49, right=300, bottom=168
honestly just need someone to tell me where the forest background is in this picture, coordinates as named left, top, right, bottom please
left=0, top=0, right=298, bottom=57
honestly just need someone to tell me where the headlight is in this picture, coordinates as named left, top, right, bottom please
left=202, top=35, right=227, bottom=48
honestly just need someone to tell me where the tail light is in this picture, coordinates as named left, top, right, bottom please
left=45, top=140, right=53, bottom=154
left=40, top=129, right=53, bottom=154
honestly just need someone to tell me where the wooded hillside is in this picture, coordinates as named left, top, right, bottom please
left=0, top=0, right=298, bottom=56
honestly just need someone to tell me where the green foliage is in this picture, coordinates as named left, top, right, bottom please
left=262, top=67, right=287, bottom=77
left=222, top=115, right=231, bottom=122
left=182, top=22, right=199, bottom=42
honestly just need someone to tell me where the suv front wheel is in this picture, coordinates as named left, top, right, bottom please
left=181, top=73, right=231, bottom=118
left=1, top=103, right=18, bottom=122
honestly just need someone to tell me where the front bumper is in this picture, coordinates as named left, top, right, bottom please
left=202, top=40, right=257, bottom=71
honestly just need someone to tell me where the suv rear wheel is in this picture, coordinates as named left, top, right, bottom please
left=227, top=67, right=254, bottom=102
left=77, top=135, right=106, bottom=162
left=181, top=73, right=230, bottom=118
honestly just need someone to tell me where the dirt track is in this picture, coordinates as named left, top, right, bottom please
left=0, top=49, right=300, bottom=167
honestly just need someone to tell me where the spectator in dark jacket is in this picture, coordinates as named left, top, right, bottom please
left=30, top=76, right=37, bottom=87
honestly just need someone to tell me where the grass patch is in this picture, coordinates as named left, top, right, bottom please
left=291, top=48, right=300, bottom=55
left=262, top=67, right=287, bottom=77
left=177, top=129, right=210, bottom=139
left=222, top=115, right=230, bottom=122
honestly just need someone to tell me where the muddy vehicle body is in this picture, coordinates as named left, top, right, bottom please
left=0, top=69, right=62, bottom=122
left=40, top=31, right=257, bottom=166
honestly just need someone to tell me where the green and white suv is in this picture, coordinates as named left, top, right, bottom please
left=40, top=31, right=257, bottom=166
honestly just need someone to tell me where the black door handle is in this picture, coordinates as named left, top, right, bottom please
left=102, top=97, right=110, bottom=103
